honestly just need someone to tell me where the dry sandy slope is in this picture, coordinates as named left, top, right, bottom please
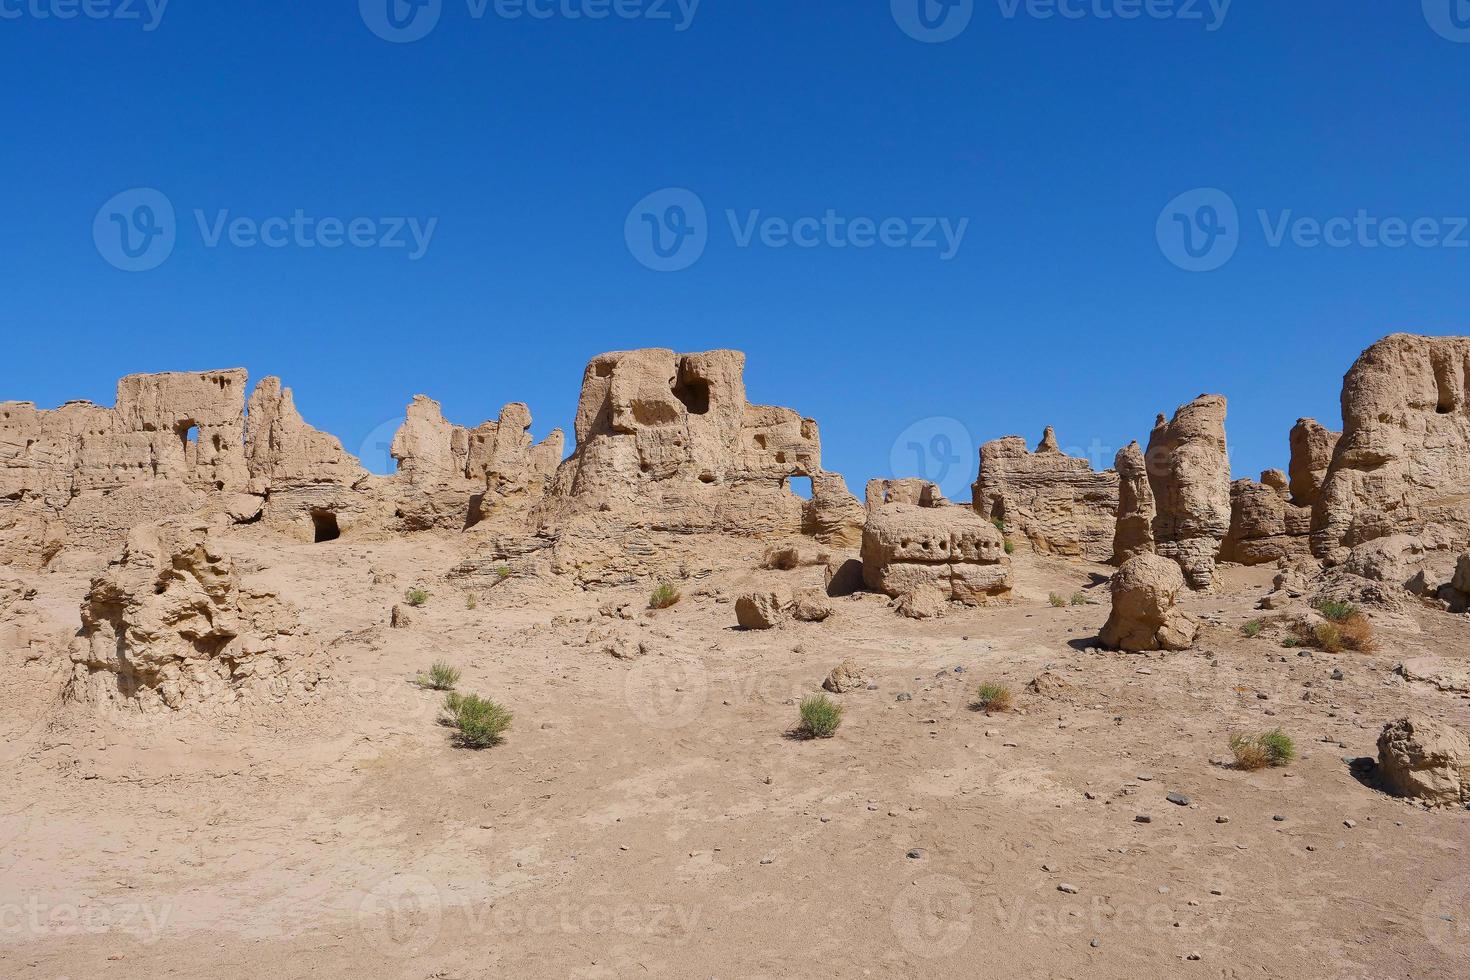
left=2, top=533, right=1468, bottom=979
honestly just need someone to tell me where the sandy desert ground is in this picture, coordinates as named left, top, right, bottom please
left=3, top=527, right=1468, bottom=980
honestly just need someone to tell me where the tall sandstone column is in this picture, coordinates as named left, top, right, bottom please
left=1145, top=395, right=1232, bottom=590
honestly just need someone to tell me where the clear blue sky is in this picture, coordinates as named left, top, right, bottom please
left=3, top=2, right=1468, bottom=499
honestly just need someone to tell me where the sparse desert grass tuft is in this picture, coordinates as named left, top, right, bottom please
left=972, top=682, right=1013, bottom=714
left=465, top=592, right=477, bottom=610
left=1312, top=599, right=1358, bottom=623
left=1290, top=611, right=1376, bottom=653
left=1240, top=619, right=1263, bottom=638
left=1004, top=540, right=1015, bottom=555
left=404, top=588, right=429, bottom=607
left=496, top=567, right=512, bottom=580
left=991, top=517, right=1007, bottom=533
left=443, top=692, right=512, bottom=749
left=649, top=582, right=682, bottom=609
left=418, top=661, right=460, bottom=691
left=1048, top=593, right=1066, bottom=608
left=1230, top=728, right=1296, bottom=770
left=1069, top=592, right=1088, bottom=606
left=796, top=694, right=844, bottom=739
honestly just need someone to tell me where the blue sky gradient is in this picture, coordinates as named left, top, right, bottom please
left=3, top=1, right=1468, bottom=498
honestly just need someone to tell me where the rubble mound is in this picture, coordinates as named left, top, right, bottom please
left=68, top=524, right=321, bottom=713
left=1099, top=553, right=1200, bottom=652
left=1376, top=716, right=1470, bottom=807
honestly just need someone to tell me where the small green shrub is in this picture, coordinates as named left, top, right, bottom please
left=496, top=567, right=512, bottom=580
left=418, top=661, right=460, bottom=691
left=405, top=588, right=429, bottom=607
left=1069, top=592, right=1087, bottom=606
left=1048, top=593, right=1066, bottom=608
left=1229, top=729, right=1295, bottom=770
left=649, top=582, right=682, bottom=610
left=1004, top=540, right=1015, bottom=555
left=443, top=693, right=512, bottom=749
left=972, top=682, right=1013, bottom=714
left=991, top=517, right=1007, bottom=533
left=1313, top=599, right=1358, bottom=623
left=1241, top=619, right=1263, bottom=638
left=465, top=592, right=477, bottom=610
left=797, top=694, right=844, bottom=739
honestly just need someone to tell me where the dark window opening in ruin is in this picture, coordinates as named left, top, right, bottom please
left=311, top=509, right=341, bottom=543
left=595, top=362, right=614, bottom=378
left=672, top=374, right=710, bottom=415
left=753, top=434, right=767, bottom=449
left=1433, top=356, right=1458, bottom=414
left=786, top=476, right=813, bottom=500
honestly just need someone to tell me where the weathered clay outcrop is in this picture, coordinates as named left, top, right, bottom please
left=1112, top=441, right=1155, bottom=564
left=1313, top=335, right=1470, bottom=568
left=1221, top=470, right=1312, bottom=566
left=1146, top=395, right=1232, bottom=590
left=801, top=472, right=865, bottom=549
left=1099, top=553, right=1200, bottom=651
left=534, top=350, right=854, bottom=583
left=1376, top=716, right=1470, bottom=807
left=861, top=480, right=1012, bottom=607
left=973, top=428, right=1118, bottom=561
left=68, top=524, right=321, bottom=713
left=1, top=370, right=252, bottom=563
left=246, top=377, right=370, bottom=541
left=390, top=396, right=562, bottom=531
left=1288, top=418, right=1339, bottom=508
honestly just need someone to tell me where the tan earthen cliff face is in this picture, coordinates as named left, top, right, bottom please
left=1313, top=334, right=1470, bottom=564
left=973, top=427, right=1119, bottom=562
